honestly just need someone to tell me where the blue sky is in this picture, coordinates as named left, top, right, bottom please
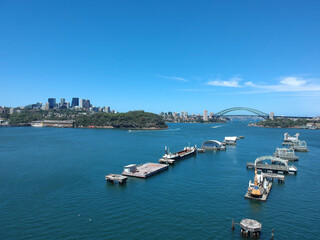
left=1, top=0, right=320, bottom=116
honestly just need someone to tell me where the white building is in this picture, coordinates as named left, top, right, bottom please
left=203, top=110, right=208, bottom=121
left=79, top=99, right=84, bottom=109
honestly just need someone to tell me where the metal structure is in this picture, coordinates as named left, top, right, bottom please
left=255, top=156, right=289, bottom=168
left=214, top=107, right=269, bottom=119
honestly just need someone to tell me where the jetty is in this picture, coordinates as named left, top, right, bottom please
left=247, top=156, right=297, bottom=174
left=105, top=174, right=128, bottom=184
left=122, top=163, right=168, bottom=178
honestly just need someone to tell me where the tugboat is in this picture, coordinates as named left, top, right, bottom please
left=247, top=169, right=264, bottom=198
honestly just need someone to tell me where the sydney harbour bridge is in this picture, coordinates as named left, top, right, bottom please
left=214, top=107, right=269, bottom=119
left=212, top=107, right=309, bottom=119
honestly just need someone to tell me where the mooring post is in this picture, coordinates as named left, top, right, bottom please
left=232, top=219, right=235, bottom=230
left=271, top=229, right=274, bottom=240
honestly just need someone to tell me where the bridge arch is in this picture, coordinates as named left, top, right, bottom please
left=214, top=107, right=268, bottom=119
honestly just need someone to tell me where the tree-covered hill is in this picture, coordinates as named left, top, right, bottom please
left=75, top=111, right=167, bottom=129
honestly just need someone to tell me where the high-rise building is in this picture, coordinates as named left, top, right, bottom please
left=209, top=112, right=214, bottom=119
left=181, top=111, right=185, bottom=118
left=48, top=98, right=56, bottom=109
left=103, top=106, right=111, bottom=113
left=83, top=99, right=90, bottom=109
left=71, top=98, right=79, bottom=108
left=270, top=112, right=274, bottom=120
left=66, top=102, right=70, bottom=109
left=203, top=110, right=208, bottom=121
left=60, top=98, right=65, bottom=105
left=79, top=99, right=84, bottom=108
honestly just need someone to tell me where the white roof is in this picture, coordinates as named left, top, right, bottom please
left=225, top=136, right=237, bottom=141
left=124, top=164, right=137, bottom=168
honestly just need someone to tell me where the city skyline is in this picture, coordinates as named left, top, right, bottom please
left=1, top=1, right=320, bottom=116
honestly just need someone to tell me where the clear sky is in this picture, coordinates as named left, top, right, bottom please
left=1, top=0, right=320, bottom=116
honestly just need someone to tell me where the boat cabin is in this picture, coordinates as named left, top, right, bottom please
left=123, top=164, right=137, bottom=173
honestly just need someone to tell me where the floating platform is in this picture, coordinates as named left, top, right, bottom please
left=245, top=182, right=273, bottom=202
left=240, top=219, right=262, bottom=238
left=122, top=163, right=168, bottom=178
left=105, top=174, right=128, bottom=184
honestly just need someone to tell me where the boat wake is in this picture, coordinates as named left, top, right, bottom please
left=128, top=128, right=181, bottom=133
left=211, top=125, right=222, bottom=129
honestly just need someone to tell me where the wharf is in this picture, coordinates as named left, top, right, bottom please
left=105, top=174, right=128, bottom=184
left=247, top=162, right=297, bottom=174
left=244, top=182, right=273, bottom=202
left=122, top=163, right=168, bottom=178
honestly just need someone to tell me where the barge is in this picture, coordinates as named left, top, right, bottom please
left=245, top=168, right=272, bottom=202
left=162, top=146, right=196, bottom=160
left=122, top=163, right=168, bottom=178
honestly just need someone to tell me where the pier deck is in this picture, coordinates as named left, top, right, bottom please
left=122, top=163, right=168, bottom=178
left=105, top=174, right=128, bottom=184
left=247, top=162, right=297, bottom=174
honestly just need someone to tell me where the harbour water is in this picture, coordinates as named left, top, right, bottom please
left=1, top=122, right=320, bottom=239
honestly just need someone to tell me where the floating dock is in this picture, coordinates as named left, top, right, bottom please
left=122, top=163, right=168, bottom=178
left=105, top=174, right=128, bottom=184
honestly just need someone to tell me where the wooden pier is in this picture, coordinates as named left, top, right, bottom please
left=105, top=174, right=128, bottom=184
left=244, top=182, right=273, bottom=202
left=122, top=163, right=168, bottom=178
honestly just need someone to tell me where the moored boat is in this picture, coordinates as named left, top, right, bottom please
left=162, top=146, right=196, bottom=160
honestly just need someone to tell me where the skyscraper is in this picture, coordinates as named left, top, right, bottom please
left=79, top=99, right=84, bottom=108
left=203, top=110, right=208, bottom=121
left=48, top=98, right=56, bottom=109
left=83, top=99, right=91, bottom=109
left=71, top=98, right=79, bottom=108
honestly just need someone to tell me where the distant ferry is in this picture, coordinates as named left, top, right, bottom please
left=31, top=122, right=45, bottom=127
left=162, top=146, right=196, bottom=160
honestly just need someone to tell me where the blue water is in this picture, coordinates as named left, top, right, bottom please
left=1, top=122, right=320, bottom=239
